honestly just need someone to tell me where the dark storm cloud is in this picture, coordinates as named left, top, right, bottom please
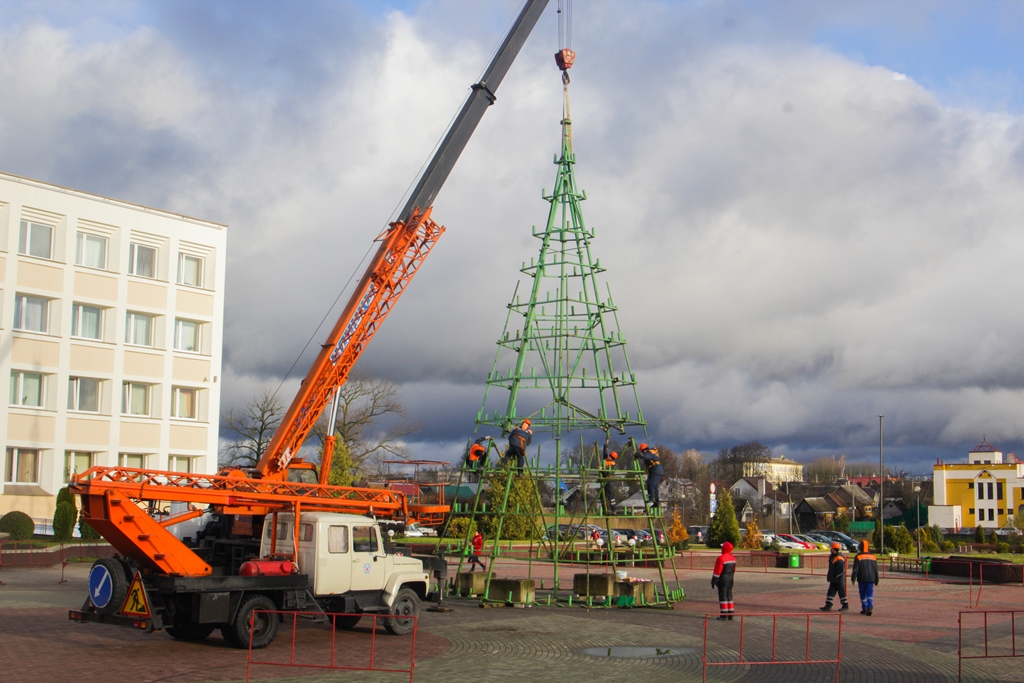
left=4, top=2, right=1024, bottom=474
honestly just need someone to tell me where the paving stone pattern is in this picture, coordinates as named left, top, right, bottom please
left=1, top=562, right=1022, bottom=682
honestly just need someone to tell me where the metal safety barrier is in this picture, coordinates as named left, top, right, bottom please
left=702, top=612, right=842, bottom=683
left=245, top=610, right=417, bottom=683
left=958, top=610, right=1024, bottom=682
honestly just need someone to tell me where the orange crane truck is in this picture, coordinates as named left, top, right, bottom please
left=68, top=0, right=550, bottom=648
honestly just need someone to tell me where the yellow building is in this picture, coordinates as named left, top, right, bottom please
left=743, top=456, right=804, bottom=486
left=2, top=171, right=226, bottom=521
left=931, top=439, right=1023, bottom=530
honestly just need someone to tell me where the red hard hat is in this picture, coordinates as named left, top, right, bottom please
left=831, top=542, right=841, bottom=550
left=639, top=443, right=648, bottom=450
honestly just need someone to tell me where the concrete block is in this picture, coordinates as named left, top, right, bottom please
left=455, top=571, right=491, bottom=597
left=573, top=573, right=616, bottom=597
left=487, top=578, right=536, bottom=604
left=614, top=580, right=655, bottom=604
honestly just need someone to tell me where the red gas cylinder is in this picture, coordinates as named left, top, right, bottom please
left=239, top=560, right=295, bottom=577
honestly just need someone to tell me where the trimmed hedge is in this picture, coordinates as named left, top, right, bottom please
left=0, top=511, right=35, bottom=540
left=53, top=501, right=78, bottom=541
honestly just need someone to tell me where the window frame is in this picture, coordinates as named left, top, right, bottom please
left=168, top=455, right=193, bottom=473
left=351, top=526, right=379, bottom=553
left=128, top=242, right=157, bottom=279
left=64, top=451, right=94, bottom=482
left=68, top=377, right=101, bottom=413
left=171, top=386, right=198, bottom=420
left=121, top=381, right=151, bottom=417
left=71, top=303, right=104, bottom=340
left=118, top=453, right=147, bottom=469
left=13, top=294, right=50, bottom=333
left=125, top=311, right=154, bottom=347
left=173, top=318, right=202, bottom=353
left=75, top=232, right=108, bottom=270
left=328, top=525, right=349, bottom=554
left=5, top=447, right=40, bottom=484
left=10, top=370, right=45, bottom=408
left=177, top=253, right=204, bottom=288
left=18, top=220, right=54, bottom=260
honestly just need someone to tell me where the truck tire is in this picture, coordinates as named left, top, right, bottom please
left=167, top=621, right=216, bottom=642
left=383, top=588, right=419, bottom=636
left=333, top=615, right=361, bottom=630
left=89, top=557, right=129, bottom=615
left=221, top=595, right=279, bottom=649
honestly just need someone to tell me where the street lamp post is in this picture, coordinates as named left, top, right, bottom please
left=915, top=485, right=922, bottom=558
left=879, top=415, right=884, bottom=552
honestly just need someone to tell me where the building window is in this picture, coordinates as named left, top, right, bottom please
left=75, top=232, right=107, bottom=269
left=64, top=451, right=94, bottom=482
left=128, top=243, right=157, bottom=278
left=168, top=455, right=193, bottom=473
left=18, top=221, right=53, bottom=259
left=998, top=483, right=1004, bottom=500
left=121, top=382, right=151, bottom=416
left=118, top=453, right=147, bottom=469
left=171, top=387, right=197, bottom=419
left=10, top=371, right=44, bottom=407
left=988, top=482, right=994, bottom=500
left=969, top=508, right=975, bottom=515
left=999, top=509, right=1005, bottom=515
left=989, top=509, right=995, bottom=522
left=177, top=254, right=203, bottom=288
left=968, top=482, right=974, bottom=489
left=174, top=319, right=201, bottom=353
left=13, top=294, right=49, bottom=333
left=68, top=377, right=101, bottom=413
left=125, top=312, right=154, bottom=346
left=5, top=448, right=39, bottom=483
left=71, top=303, right=103, bottom=340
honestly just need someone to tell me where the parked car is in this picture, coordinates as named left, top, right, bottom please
left=812, top=530, right=860, bottom=552
left=402, top=523, right=437, bottom=538
left=995, top=527, right=1018, bottom=537
left=616, top=528, right=648, bottom=545
left=544, top=524, right=587, bottom=541
left=804, top=532, right=839, bottom=549
left=795, top=534, right=830, bottom=550
left=774, top=537, right=805, bottom=549
left=776, top=533, right=816, bottom=549
left=688, top=526, right=710, bottom=544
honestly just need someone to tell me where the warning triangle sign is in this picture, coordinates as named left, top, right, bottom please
left=120, top=572, right=152, bottom=619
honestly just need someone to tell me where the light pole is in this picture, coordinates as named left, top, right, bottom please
left=879, top=415, right=884, bottom=553
left=915, top=485, right=922, bottom=558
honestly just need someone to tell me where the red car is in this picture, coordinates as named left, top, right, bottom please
left=776, top=533, right=816, bottom=549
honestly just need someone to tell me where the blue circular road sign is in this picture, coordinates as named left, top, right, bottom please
left=89, top=563, right=113, bottom=609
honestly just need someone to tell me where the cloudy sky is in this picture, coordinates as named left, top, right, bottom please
left=4, top=1, right=1024, bottom=474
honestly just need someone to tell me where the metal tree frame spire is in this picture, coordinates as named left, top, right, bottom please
left=476, top=80, right=645, bottom=444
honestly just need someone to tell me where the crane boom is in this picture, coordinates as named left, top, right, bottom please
left=258, top=0, right=550, bottom=478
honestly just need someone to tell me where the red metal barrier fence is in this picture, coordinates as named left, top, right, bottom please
left=0, top=542, right=114, bottom=567
left=702, top=612, right=842, bottom=683
left=959, top=610, right=1024, bottom=682
left=246, top=610, right=417, bottom=683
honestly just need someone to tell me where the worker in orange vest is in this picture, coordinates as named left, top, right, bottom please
left=465, top=436, right=491, bottom=471
left=600, top=430, right=619, bottom=513
left=819, top=543, right=850, bottom=611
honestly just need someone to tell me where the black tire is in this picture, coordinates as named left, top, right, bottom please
left=221, top=595, right=279, bottom=649
left=383, top=588, right=419, bottom=636
left=89, top=557, right=129, bottom=615
left=333, top=615, right=361, bottom=630
left=167, top=621, right=216, bottom=642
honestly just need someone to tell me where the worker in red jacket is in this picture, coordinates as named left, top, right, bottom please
left=711, top=541, right=737, bottom=620
left=850, top=540, right=880, bottom=615
left=468, top=530, right=486, bottom=572
left=819, top=543, right=850, bottom=611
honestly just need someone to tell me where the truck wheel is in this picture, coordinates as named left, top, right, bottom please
left=167, top=620, right=216, bottom=642
left=383, top=588, right=419, bottom=636
left=221, top=595, right=279, bottom=649
left=333, top=615, right=361, bottom=630
left=88, top=557, right=129, bottom=615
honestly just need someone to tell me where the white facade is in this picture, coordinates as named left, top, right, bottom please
left=1, top=171, right=226, bottom=519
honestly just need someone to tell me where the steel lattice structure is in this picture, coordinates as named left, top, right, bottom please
left=476, top=88, right=646, bottom=446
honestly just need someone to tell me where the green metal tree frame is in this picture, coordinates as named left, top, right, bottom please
left=475, top=88, right=646, bottom=452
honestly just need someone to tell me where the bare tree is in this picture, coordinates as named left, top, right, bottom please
left=312, top=374, right=418, bottom=477
left=220, top=388, right=285, bottom=467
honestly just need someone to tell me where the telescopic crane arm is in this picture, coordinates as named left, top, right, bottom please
left=259, top=0, right=551, bottom=483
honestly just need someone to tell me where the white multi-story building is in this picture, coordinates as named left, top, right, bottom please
left=1, top=171, right=226, bottom=520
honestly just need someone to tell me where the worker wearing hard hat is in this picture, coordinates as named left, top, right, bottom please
left=637, top=443, right=663, bottom=508
left=504, top=419, right=533, bottom=470
left=820, top=542, right=850, bottom=611
left=466, top=436, right=491, bottom=471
